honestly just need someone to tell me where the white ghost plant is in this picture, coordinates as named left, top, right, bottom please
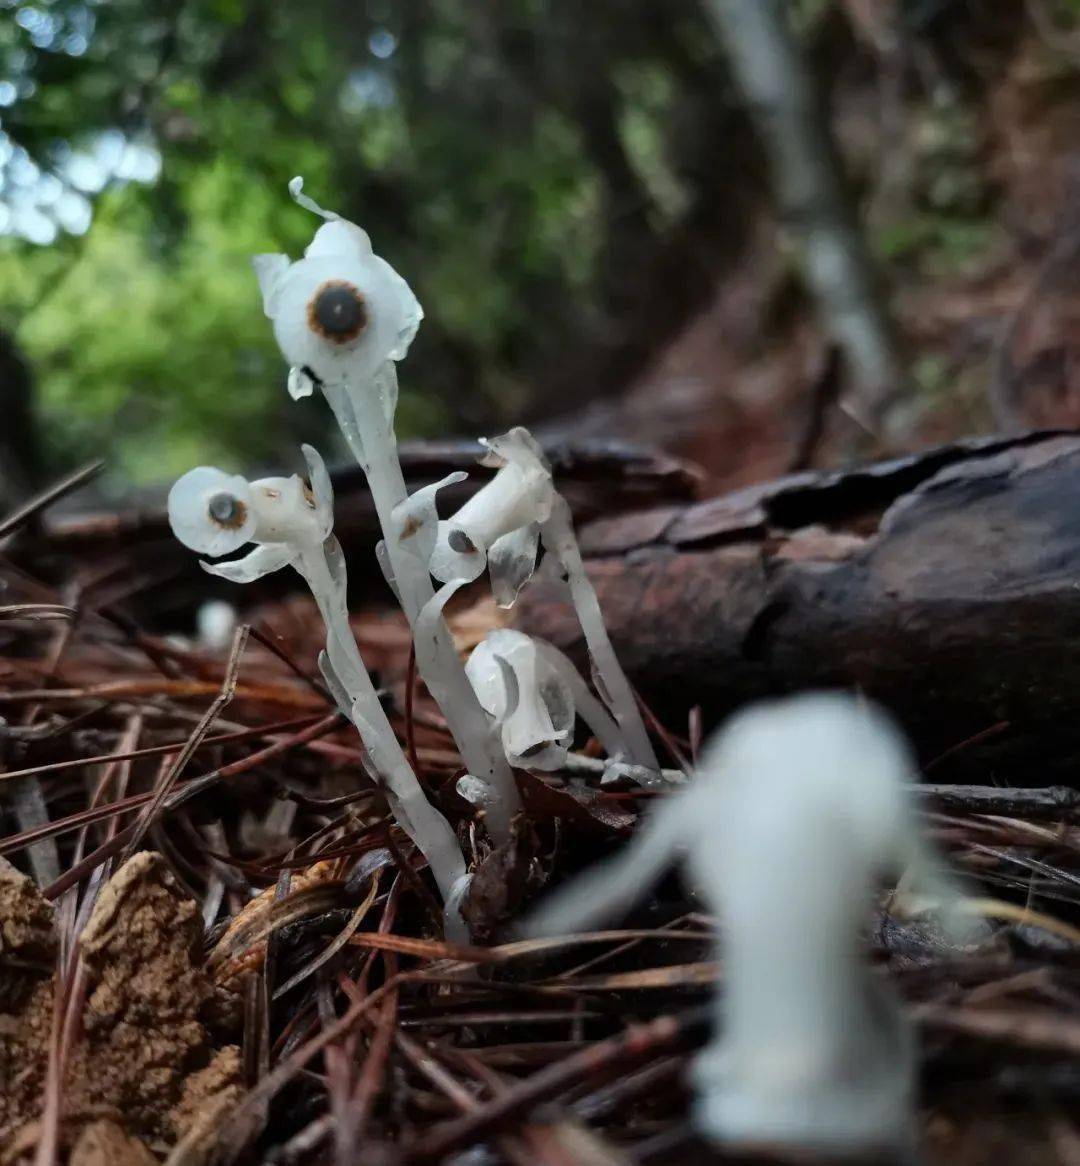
left=526, top=692, right=980, bottom=1158
left=432, top=427, right=661, bottom=777
left=167, top=446, right=470, bottom=935
left=254, top=179, right=523, bottom=842
left=466, top=628, right=629, bottom=773
left=429, top=429, right=552, bottom=605
left=253, top=178, right=423, bottom=401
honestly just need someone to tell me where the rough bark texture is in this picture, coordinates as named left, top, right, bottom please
left=516, top=430, right=1080, bottom=783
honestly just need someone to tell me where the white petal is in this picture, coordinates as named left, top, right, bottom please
left=301, top=443, right=335, bottom=536
left=201, top=543, right=294, bottom=583
left=456, top=774, right=495, bottom=807
left=465, top=636, right=509, bottom=719
left=428, top=519, right=487, bottom=584
left=306, top=219, right=374, bottom=262
left=168, top=467, right=255, bottom=557
left=467, top=629, right=571, bottom=771
left=287, top=366, right=316, bottom=400
left=487, top=523, right=540, bottom=608
left=287, top=178, right=379, bottom=264
left=289, top=175, right=337, bottom=221
left=486, top=426, right=550, bottom=475
left=248, top=474, right=321, bottom=544
left=252, top=253, right=291, bottom=318
left=391, top=470, right=468, bottom=570
left=372, top=254, right=423, bottom=360
left=270, top=254, right=417, bottom=387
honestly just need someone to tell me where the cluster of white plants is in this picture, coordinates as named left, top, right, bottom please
left=165, top=182, right=973, bottom=1156
left=528, top=692, right=979, bottom=1158
left=167, top=179, right=663, bottom=937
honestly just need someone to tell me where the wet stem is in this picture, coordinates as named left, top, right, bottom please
left=325, top=367, right=522, bottom=842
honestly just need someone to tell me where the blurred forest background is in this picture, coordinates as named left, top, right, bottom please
left=2, top=0, right=1080, bottom=503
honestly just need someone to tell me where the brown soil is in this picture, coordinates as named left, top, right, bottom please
left=0, top=853, right=241, bottom=1162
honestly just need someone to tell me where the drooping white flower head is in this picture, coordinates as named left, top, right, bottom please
left=430, top=428, right=555, bottom=606
left=167, top=445, right=334, bottom=583
left=466, top=628, right=574, bottom=770
left=253, top=178, right=423, bottom=399
left=167, top=466, right=256, bottom=557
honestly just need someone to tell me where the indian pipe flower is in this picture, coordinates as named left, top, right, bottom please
left=429, top=427, right=553, bottom=607
left=168, top=445, right=333, bottom=582
left=466, top=629, right=629, bottom=771
left=526, top=692, right=982, bottom=1157
left=168, top=446, right=470, bottom=923
left=430, top=425, right=661, bottom=776
left=253, top=178, right=423, bottom=400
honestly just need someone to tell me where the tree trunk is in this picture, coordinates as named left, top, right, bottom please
left=703, top=0, right=906, bottom=428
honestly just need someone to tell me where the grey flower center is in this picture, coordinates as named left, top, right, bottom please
left=447, top=528, right=477, bottom=554
left=208, top=492, right=245, bottom=528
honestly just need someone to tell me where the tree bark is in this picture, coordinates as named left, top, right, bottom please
left=516, top=431, right=1080, bottom=783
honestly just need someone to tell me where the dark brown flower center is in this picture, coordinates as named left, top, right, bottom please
left=308, top=280, right=368, bottom=344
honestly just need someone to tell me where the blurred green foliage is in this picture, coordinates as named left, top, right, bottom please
left=0, top=0, right=723, bottom=485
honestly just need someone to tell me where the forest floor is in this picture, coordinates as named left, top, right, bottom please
left=4, top=491, right=1080, bottom=1165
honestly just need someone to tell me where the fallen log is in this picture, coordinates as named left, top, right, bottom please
left=516, top=430, right=1080, bottom=782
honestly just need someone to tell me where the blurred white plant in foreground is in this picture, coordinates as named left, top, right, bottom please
left=527, top=692, right=980, bottom=1156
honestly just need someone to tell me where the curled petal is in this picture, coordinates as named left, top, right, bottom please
left=467, top=629, right=573, bottom=771
left=301, top=443, right=335, bottom=537
left=287, top=177, right=378, bottom=264
left=483, top=426, right=551, bottom=476
left=201, top=542, right=294, bottom=584
left=252, top=253, right=290, bottom=318
left=392, top=471, right=468, bottom=570
left=456, top=774, right=495, bottom=807
left=288, top=366, right=317, bottom=400
left=168, top=466, right=255, bottom=557
left=430, top=427, right=553, bottom=588
left=289, top=175, right=338, bottom=221
left=487, top=523, right=540, bottom=609
left=373, top=256, right=424, bottom=360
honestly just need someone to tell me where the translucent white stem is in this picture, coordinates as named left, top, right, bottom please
left=322, top=367, right=522, bottom=841
left=296, top=548, right=468, bottom=925
left=540, top=496, right=660, bottom=772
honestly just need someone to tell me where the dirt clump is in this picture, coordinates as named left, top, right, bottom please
left=0, top=852, right=242, bottom=1161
